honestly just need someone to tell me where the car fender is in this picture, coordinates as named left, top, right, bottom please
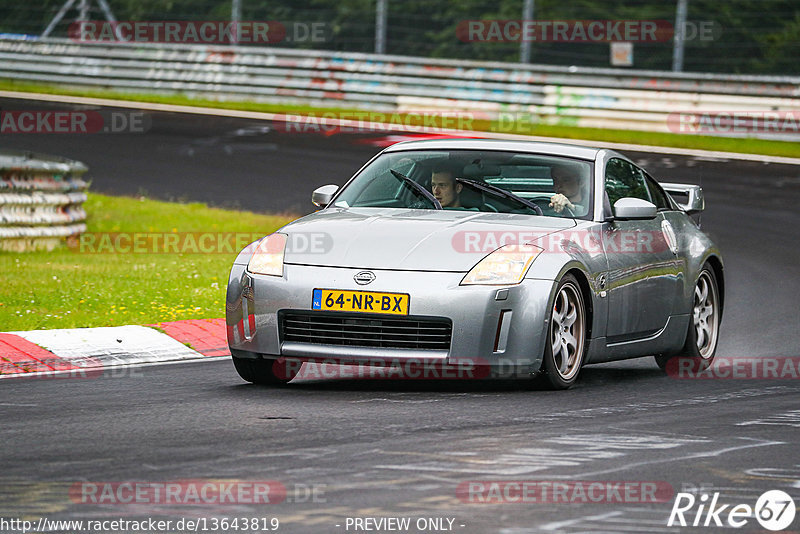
left=526, top=251, right=606, bottom=344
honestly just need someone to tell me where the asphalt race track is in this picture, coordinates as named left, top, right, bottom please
left=2, top=97, right=800, bottom=533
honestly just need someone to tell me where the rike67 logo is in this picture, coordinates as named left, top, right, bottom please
left=667, top=490, right=795, bottom=531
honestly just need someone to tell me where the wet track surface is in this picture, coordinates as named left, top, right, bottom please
left=1, top=97, right=800, bottom=533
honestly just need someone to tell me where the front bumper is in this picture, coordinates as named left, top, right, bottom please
left=226, top=263, right=556, bottom=373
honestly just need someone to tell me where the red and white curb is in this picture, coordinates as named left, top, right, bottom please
left=0, top=318, right=228, bottom=378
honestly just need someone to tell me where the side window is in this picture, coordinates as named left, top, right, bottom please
left=605, top=158, right=651, bottom=207
left=643, top=172, right=672, bottom=211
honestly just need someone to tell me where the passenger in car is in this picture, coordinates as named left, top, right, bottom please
left=550, top=164, right=588, bottom=216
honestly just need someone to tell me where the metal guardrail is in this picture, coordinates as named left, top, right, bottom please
left=1, top=37, right=799, bottom=138
left=0, top=149, right=88, bottom=252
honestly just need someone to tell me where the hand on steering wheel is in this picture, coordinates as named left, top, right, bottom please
left=550, top=193, right=575, bottom=216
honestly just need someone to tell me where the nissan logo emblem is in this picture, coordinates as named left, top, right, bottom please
left=354, top=271, right=376, bottom=285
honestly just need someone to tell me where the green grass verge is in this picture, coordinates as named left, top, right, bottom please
left=0, top=193, right=293, bottom=330
left=3, top=78, right=799, bottom=158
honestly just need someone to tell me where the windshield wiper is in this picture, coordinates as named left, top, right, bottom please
left=457, top=178, right=543, bottom=215
left=390, top=169, right=443, bottom=210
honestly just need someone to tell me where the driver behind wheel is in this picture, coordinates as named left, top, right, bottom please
left=430, top=168, right=463, bottom=209
left=550, top=164, right=588, bottom=216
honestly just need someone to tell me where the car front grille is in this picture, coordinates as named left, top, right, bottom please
left=279, top=311, right=452, bottom=351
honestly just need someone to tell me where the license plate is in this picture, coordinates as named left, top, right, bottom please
left=312, top=289, right=409, bottom=315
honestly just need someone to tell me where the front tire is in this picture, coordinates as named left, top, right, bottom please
left=540, top=274, right=587, bottom=389
left=655, top=266, right=721, bottom=371
left=232, top=357, right=298, bottom=385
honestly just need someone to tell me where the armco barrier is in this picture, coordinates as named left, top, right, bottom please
left=0, top=37, right=799, bottom=138
left=0, top=149, right=88, bottom=252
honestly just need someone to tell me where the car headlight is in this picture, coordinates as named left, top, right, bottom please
left=460, top=244, right=543, bottom=285
left=247, top=233, right=287, bottom=276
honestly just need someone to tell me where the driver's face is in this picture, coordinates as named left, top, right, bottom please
left=552, top=171, right=581, bottom=201
left=431, top=172, right=461, bottom=208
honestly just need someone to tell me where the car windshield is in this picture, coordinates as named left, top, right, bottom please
left=331, top=149, right=594, bottom=219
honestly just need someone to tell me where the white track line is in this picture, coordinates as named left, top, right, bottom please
left=1, top=325, right=226, bottom=380
left=0, top=353, right=228, bottom=380
left=3, top=90, right=800, bottom=166
left=14, top=325, right=202, bottom=365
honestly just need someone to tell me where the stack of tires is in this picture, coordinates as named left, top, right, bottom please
left=0, top=150, right=88, bottom=252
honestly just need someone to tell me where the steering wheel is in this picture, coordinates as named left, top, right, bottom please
left=529, top=198, right=550, bottom=216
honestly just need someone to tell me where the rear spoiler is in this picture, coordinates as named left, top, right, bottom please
left=661, top=182, right=704, bottom=215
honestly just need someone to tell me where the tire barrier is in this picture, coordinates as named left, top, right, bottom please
left=0, top=149, right=88, bottom=252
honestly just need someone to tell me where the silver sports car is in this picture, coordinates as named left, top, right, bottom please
left=226, top=139, right=723, bottom=389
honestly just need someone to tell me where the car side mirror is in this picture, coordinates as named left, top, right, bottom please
left=661, top=183, right=704, bottom=214
left=311, top=184, right=339, bottom=208
left=613, top=197, right=657, bottom=220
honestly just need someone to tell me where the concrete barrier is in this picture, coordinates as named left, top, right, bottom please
left=0, top=37, right=798, bottom=139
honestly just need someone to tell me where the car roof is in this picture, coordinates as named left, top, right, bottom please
left=381, top=138, right=602, bottom=161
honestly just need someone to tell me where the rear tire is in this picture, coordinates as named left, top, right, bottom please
left=655, top=266, right=721, bottom=372
left=232, top=357, right=298, bottom=385
left=539, top=274, right=587, bottom=390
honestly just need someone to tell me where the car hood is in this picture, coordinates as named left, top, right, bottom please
left=279, top=207, right=576, bottom=272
